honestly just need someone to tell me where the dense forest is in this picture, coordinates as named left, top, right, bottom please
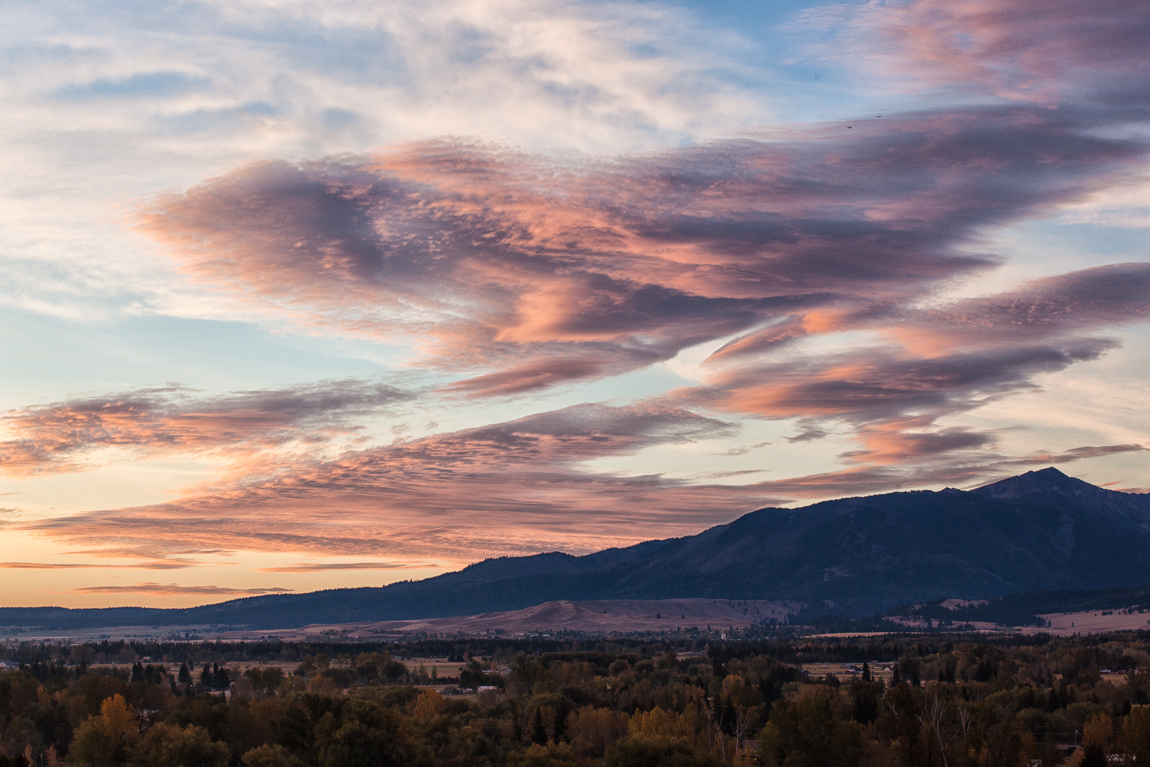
left=2, top=632, right=1150, bottom=766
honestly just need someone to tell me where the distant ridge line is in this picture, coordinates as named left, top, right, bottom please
left=4, top=468, right=1150, bottom=631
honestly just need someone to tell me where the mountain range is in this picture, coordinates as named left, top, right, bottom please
left=4, top=467, right=1149, bottom=630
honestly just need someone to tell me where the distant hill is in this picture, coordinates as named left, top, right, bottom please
left=4, top=467, right=1150, bottom=629
left=216, top=598, right=802, bottom=641
left=891, top=584, right=1150, bottom=628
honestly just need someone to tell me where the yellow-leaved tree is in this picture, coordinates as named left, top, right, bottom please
left=69, top=694, right=138, bottom=767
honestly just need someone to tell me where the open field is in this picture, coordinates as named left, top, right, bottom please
left=882, top=611, right=1150, bottom=637
left=6, top=599, right=1150, bottom=643
left=0, top=624, right=223, bottom=642
left=1020, top=609, right=1150, bottom=636
left=76, top=658, right=469, bottom=681
left=215, top=598, right=801, bottom=640
left=802, top=662, right=895, bottom=682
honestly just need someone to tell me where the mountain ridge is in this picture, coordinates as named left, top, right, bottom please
left=5, top=468, right=1149, bottom=629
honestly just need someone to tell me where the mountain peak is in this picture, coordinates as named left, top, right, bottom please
left=973, top=467, right=1104, bottom=500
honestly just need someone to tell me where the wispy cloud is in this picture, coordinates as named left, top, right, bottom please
left=27, top=403, right=774, bottom=562
left=70, top=583, right=293, bottom=596
left=34, top=1, right=1148, bottom=564
left=0, top=561, right=191, bottom=570
left=716, top=442, right=1149, bottom=500
left=137, top=107, right=1148, bottom=479
left=835, top=0, right=1150, bottom=106
left=55, top=71, right=212, bottom=100
left=257, top=562, right=431, bottom=573
left=692, top=339, right=1116, bottom=428
left=6, top=0, right=1150, bottom=581
left=0, top=379, right=414, bottom=476
left=141, top=106, right=1144, bottom=396
left=684, top=262, right=1150, bottom=468
left=27, top=391, right=1147, bottom=566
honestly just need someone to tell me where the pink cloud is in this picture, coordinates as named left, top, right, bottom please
left=0, top=561, right=191, bottom=570
left=840, top=0, right=1150, bottom=104
left=27, top=403, right=774, bottom=564
left=709, top=442, right=1147, bottom=501
left=692, top=339, right=1114, bottom=422
left=112, top=96, right=1150, bottom=541
left=32, top=0, right=1139, bottom=566
left=24, top=395, right=1145, bottom=566
left=140, top=104, right=1142, bottom=398
left=889, top=263, right=1150, bottom=353
left=440, top=357, right=612, bottom=397
left=257, top=562, right=431, bottom=573
left=0, top=380, right=412, bottom=476
left=680, top=262, right=1150, bottom=469
left=71, top=583, right=292, bottom=596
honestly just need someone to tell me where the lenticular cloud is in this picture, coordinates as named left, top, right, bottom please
left=143, top=104, right=1142, bottom=400
left=84, top=0, right=1150, bottom=562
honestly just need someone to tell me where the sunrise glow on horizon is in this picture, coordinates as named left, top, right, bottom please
left=1, top=0, right=1148, bottom=608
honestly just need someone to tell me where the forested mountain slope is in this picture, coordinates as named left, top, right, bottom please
left=4, top=468, right=1149, bottom=628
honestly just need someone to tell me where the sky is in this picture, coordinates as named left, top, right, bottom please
left=1, top=0, right=1148, bottom=608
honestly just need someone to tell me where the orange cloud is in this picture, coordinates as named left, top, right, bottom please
left=22, top=0, right=1148, bottom=571
left=24, top=392, right=1146, bottom=569
left=888, top=263, right=1150, bottom=354
left=694, top=340, right=1114, bottom=421
left=679, top=328, right=1141, bottom=479
left=0, top=561, right=191, bottom=570
left=257, top=562, right=432, bottom=573
left=27, top=403, right=775, bottom=564
left=70, top=583, right=293, bottom=596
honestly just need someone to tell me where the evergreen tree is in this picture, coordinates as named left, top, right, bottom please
left=531, top=707, right=548, bottom=745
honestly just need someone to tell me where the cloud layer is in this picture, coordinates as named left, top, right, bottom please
left=70, top=583, right=292, bottom=596
left=845, top=0, right=1150, bottom=107
left=143, top=107, right=1143, bottom=391
left=28, top=403, right=777, bottom=562
left=0, top=380, right=412, bottom=476
left=26, top=399, right=1144, bottom=565
left=5, top=0, right=1150, bottom=587
left=136, top=102, right=1150, bottom=483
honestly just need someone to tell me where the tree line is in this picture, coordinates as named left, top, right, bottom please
left=1, top=633, right=1150, bottom=765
